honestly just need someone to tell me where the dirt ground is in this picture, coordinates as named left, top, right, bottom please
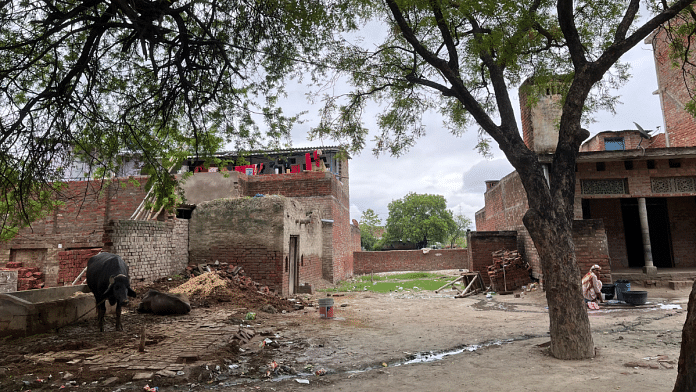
left=0, top=270, right=691, bottom=392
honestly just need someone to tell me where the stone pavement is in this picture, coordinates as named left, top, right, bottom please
left=25, top=307, right=241, bottom=380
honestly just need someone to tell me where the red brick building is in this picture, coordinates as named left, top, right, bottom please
left=475, top=27, right=696, bottom=284
left=180, top=147, right=359, bottom=295
left=0, top=147, right=360, bottom=296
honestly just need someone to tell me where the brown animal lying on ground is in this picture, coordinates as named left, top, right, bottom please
left=137, top=289, right=191, bottom=315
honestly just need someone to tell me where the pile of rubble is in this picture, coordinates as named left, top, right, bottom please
left=1, top=262, right=45, bottom=291
left=487, top=250, right=531, bottom=291
left=184, top=262, right=272, bottom=294
left=152, top=261, right=304, bottom=312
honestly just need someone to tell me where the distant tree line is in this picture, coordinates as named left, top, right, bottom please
left=359, top=193, right=471, bottom=251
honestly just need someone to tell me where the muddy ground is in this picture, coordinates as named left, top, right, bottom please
left=0, top=270, right=691, bottom=392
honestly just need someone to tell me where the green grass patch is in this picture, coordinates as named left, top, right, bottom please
left=325, top=272, right=458, bottom=293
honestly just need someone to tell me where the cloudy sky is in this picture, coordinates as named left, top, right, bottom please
left=281, top=29, right=663, bottom=228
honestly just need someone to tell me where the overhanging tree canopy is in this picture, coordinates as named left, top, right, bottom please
left=0, top=0, right=350, bottom=236
left=311, top=0, right=696, bottom=360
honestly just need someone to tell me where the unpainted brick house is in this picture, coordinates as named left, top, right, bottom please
left=0, top=147, right=359, bottom=296
left=475, top=27, right=696, bottom=284
left=179, top=147, right=360, bottom=295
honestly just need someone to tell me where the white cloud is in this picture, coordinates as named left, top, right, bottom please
left=274, top=26, right=662, bottom=228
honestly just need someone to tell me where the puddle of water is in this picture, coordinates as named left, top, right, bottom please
left=586, top=302, right=682, bottom=314
left=659, top=303, right=682, bottom=310
left=399, top=340, right=510, bottom=366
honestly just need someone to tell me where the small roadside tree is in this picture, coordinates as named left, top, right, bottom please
left=359, top=208, right=383, bottom=251
left=383, top=193, right=455, bottom=248
left=448, top=208, right=472, bottom=248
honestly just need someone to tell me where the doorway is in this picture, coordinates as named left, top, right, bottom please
left=620, top=198, right=673, bottom=268
left=288, top=236, right=300, bottom=295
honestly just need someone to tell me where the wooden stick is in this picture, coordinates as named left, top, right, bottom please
left=71, top=266, right=89, bottom=286
left=460, top=274, right=479, bottom=296
left=435, top=276, right=463, bottom=293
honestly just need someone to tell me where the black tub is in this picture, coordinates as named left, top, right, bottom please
left=622, top=290, right=648, bottom=305
left=601, top=284, right=615, bottom=300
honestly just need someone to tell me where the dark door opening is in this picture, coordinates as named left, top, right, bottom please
left=288, top=236, right=300, bottom=294
left=620, top=198, right=673, bottom=268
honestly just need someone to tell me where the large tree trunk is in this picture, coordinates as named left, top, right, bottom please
left=673, top=280, right=696, bottom=391
left=524, top=209, right=595, bottom=360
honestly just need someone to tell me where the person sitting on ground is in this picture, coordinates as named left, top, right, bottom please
left=582, top=264, right=604, bottom=308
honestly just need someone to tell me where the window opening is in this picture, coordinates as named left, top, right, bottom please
left=604, top=137, right=625, bottom=151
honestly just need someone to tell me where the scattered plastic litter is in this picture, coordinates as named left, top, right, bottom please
left=143, top=385, right=159, bottom=392
left=314, top=368, right=327, bottom=376
left=295, top=378, right=310, bottom=384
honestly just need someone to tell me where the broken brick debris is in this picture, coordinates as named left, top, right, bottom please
left=1, top=262, right=45, bottom=291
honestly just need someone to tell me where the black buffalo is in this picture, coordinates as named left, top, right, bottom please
left=86, top=252, right=136, bottom=331
left=137, top=289, right=191, bottom=315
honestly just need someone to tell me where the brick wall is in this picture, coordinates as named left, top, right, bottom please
left=330, top=200, right=353, bottom=281
left=353, top=248, right=468, bottom=275
left=652, top=27, right=696, bottom=148
left=584, top=199, right=627, bottom=268
left=57, top=248, right=102, bottom=286
left=0, top=177, right=149, bottom=287
left=475, top=171, right=529, bottom=232
left=573, top=219, right=612, bottom=283
left=241, top=171, right=354, bottom=283
left=475, top=168, right=615, bottom=282
left=298, top=254, right=324, bottom=291
left=103, top=219, right=189, bottom=286
left=467, top=231, right=519, bottom=287
left=242, top=171, right=349, bottom=207
left=188, top=196, right=328, bottom=295
left=283, top=199, right=327, bottom=292
left=350, top=224, right=361, bottom=253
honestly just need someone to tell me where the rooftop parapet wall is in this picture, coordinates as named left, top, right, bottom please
left=580, top=130, right=663, bottom=152
left=242, top=171, right=349, bottom=208
left=178, top=171, right=243, bottom=204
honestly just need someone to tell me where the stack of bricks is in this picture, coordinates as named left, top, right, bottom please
left=2, top=262, right=45, bottom=291
left=487, top=249, right=532, bottom=291
left=57, top=248, right=102, bottom=286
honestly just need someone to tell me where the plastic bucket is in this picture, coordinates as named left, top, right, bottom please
left=615, top=280, right=631, bottom=302
left=318, top=298, right=334, bottom=319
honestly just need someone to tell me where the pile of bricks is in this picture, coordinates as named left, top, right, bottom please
left=487, top=249, right=531, bottom=291
left=2, top=262, right=45, bottom=291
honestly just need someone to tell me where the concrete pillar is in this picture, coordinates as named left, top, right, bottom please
left=638, top=198, right=657, bottom=276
